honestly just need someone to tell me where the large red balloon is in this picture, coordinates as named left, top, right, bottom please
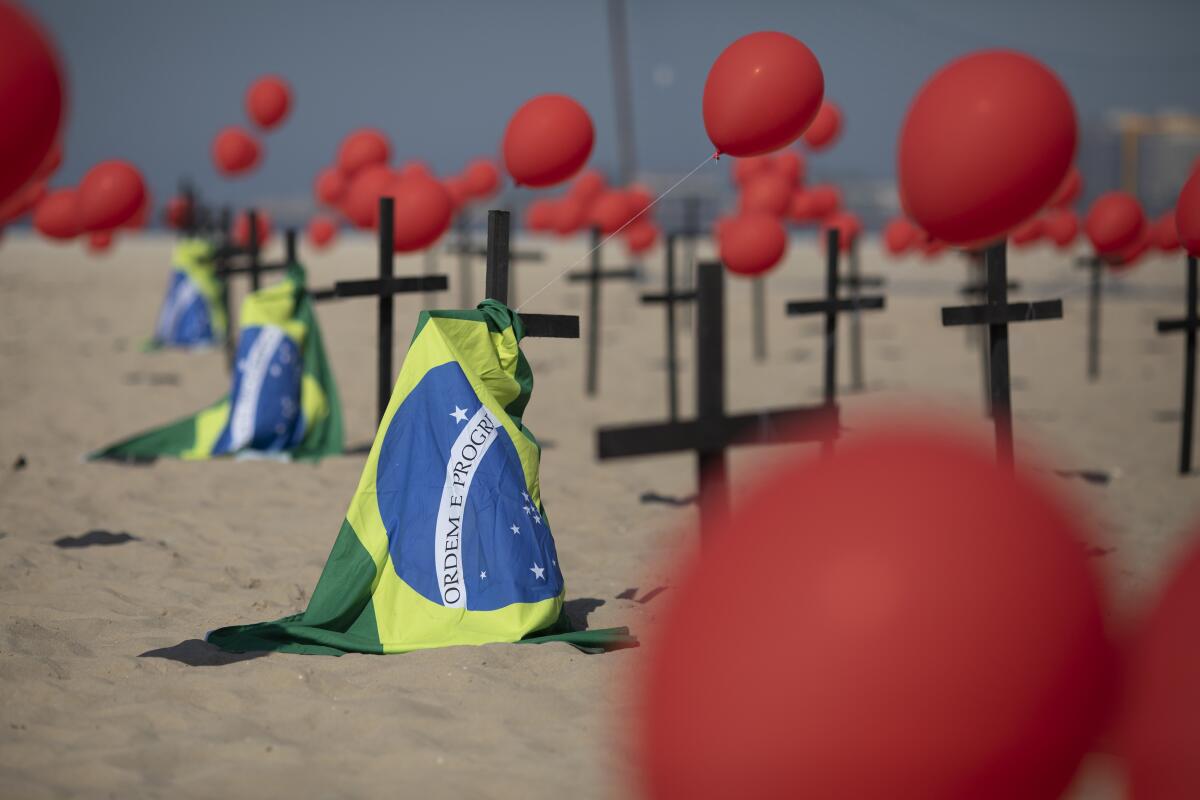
left=0, top=178, right=46, bottom=225
left=307, top=216, right=337, bottom=250
left=503, top=94, right=594, bottom=188
left=898, top=50, right=1077, bottom=247
left=233, top=210, right=273, bottom=248
left=1118, top=525, right=1200, bottom=798
left=341, top=164, right=394, bottom=229
left=389, top=174, right=453, bottom=252
left=33, top=188, right=80, bottom=240
left=462, top=158, right=500, bottom=199
left=739, top=173, right=791, bottom=217
left=1043, top=209, right=1079, bottom=249
left=635, top=422, right=1113, bottom=800
left=337, top=129, right=390, bottom=178
left=0, top=2, right=65, bottom=208
left=212, top=127, right=262, bottom=176
left=245, top=75, right=291, bottom=130
left=802, top=100, right=842, bottom=151
left=718, top=213, right=787, bottom=276
left=883, top=217, right=919, bottom=255
left=1177, top=169, right=1200, bottom=257
left=77, top=160, right=146, bottom=232
left=1085, top=191, right=1145, bottom=255
left=314, top=166, right=347, bottom=207
left=703, top=32, right=824, bottom=157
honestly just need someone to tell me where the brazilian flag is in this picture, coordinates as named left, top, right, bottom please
left=208, top=301, right=635, bottom=655
left=91, top=263, right=342, bottom=462
left=148, top=239, right=227, bottom=349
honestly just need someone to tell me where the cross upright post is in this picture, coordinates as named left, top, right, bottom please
left=567, top=226, right=639, bottom=396
left=1156, top=255, right=1198, bottom=474
left=484, top=209, right=579, bottom=339
left=640, top=232, right=696, bottom=421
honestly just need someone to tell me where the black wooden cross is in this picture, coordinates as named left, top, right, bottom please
left=325, top=197, right=450, bottom=425
left=567, top=227, right=641, bottom=396
left=941, top=241, right=1063, bottom=467
left=1156, top=255, right=1198, bottom=474
left=750, top=276, right=768, bottom=362
left=598, top=260, right=838, bottom=539
left=447, top=210, right=545, bottom=308
left=1074, top=254, right=1107, bottom=381
left=483, top=209, right=579, bottom=339
left=784, top=229, right=886, bottom=452
left=841, top=239, right=887, bottom=391
left=959, top=251, right=1019, bottom=416
left=640, top=231, right=696, bottom=421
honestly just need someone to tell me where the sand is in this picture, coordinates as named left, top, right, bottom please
left=1, top=229, right=1197, bottom=799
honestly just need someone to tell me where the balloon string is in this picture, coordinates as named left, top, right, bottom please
left=515, top=152, right=717, bottom=311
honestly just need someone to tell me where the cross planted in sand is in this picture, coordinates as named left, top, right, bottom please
left=1156, top=254, right=1198, bottom=474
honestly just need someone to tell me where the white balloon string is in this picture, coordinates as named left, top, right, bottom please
left=515, top=152, right=717, bottom=311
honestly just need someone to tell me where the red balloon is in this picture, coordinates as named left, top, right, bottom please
left=1011, top=216, right=1044, bottom=247
left=772, top=150, right=805, bottom=187
left=389, top=174, right=453, bottom=252
left=341, top=164, right=394, bottom=229
left=883, top=217, right=919, bottom=255
left=635, top=422, right=1113, bottom=800
left=307, top=216, right=337, bottom=250
left=1109, top=226, right=1149, bottom=271
left=703, top=31, right=824, bottom=157
left=739, top=173, right=792, bottom=217
left=552, top=195, right=589, bottom=236
left=1177, top=169, right=1200, bottom=257
left=624, top=220, right=659, bottom=254
left=337, top=129, right=390, bottom=178
left=33, top=140, right=63, bottom=182
left=462, top=158, right=500, bottom=199
left=233, top=210, right=273, bottom=248
left=0, top=1, right=65, bottom=208
left=822, top=211, right=862, bottom=252
left=1117, top=525, right=1200, bottom=798
left=626, top=184, right=654, bottom=217
left=1085, top=191, right=1145, bottom=255
left=1043, top=209, right=1079, bottom=249
left=525, top=199, right=556, bottom=232
left=569, top=169, right=608, bottom=205
left=503, top=94, right=594, bottom=188
left=712, top=214, right=734, bottom=243
left=590, top=190, right=635, bottom=234
left=123, top=189, right=152, bottom=230
left=718, top=213, right=787, bottom=276
left=898, top=50, right=1077, bottom=247
left=789, top=190, right=816, bottom=223
left=0, top=178, right=46, bottom=225
left=212, top=127, right=262, bottom=176
left=245, top=75, right=291, bottom=130
left=77, top=160, right=146, bottom=232
left=1151, top=211, right=1180, bottom=252
left=803, top=100, right=842, bottom=151
left=443, top=175, right=472, bottom=210
left=33, top=188, right=80, bottom=240
left=314, top=167, right=347, bottom=207
left=87, top=229, right=113, bottom=253
left=806, top=184, right=841, bottom=220
left=922, top=237, right=949, bottom=259
left=165, top=195, right=191, bottom=230
left=1049, top=166, right=1083, bottom=209
left=732, top=156, right=774, bottom=187
left=398, top=160, right=434, bottom=182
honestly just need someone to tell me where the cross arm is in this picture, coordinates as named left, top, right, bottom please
left=446, top=244, right=545, bottom=262
left=333, top=275, right=449, bottom=298
left=838, top=274, right=886, bottom=289
left=519, top=313, right=580, bottom=339
left=567, top=267, right=640, bottom=282
left=959, top=280, right=1020, bottom=297
left=942, top=299, right=1063, bottom=327
left=641, top=290, right=697, bottom=304
left=1157, top=317, right=1198, bottom=334
left=786, top=296, right=886, bottom=316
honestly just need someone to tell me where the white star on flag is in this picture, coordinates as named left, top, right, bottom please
left=522, top=505, right=532, bottom=515
left=530, top=563, right=546, bottom=580
left=510, top=523, right=521, bottom=535
left=532, top=513, right=542, bottom=525
left=450, top=406, right=468, bottom=424
left=521, top=490, right=530, bottom=502
left=480, top=571, right=487, bottom=579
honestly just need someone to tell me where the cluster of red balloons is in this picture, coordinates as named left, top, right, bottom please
left=211, top=75, right=292, bottom=177
left=30, top=159, right=149, bottom=252
left=524, top=170, right=659, bottom=256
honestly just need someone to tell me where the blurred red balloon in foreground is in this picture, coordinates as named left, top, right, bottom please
left=33, top=188, right=80, bottom=240
left=314, top=167, right=347, bottom=208
left=1085, top=191, right=1145, bottom=256
left=0, top=179, right=47, bottom=225
left=0, top=1, right=65, bottom=207
left=883, top=217, right=919, bottom=255
left=87, top=229, right=113, bottom=253
left=245, top=75, right=291, bottom=130
left=636, top=421, right=1113, bottom=800
left=898, top=50, right=1076, bottom=246
left=462, top=158, right=500, bottom=199
left=342, top=164, right=394, bottom=229
left=1118, top=525, right=1200, bottom=798
left=802, top=100, right=842, bottom=151
left=1177, top=169, right=1200, bottom=257
left=212, top=127, right=262, bottom=176
left=233, top=210, right=273, bottom=248
left=337, top=129, right=390, bottom=178
left=307, top=216, right=337, bottom=250
left=389, top=174, right=453, bottom=252
left=77, top=160, right=146, bottom=232
left=503, top=94, right=594, bottom=188
left=718, top=213, right=787, bottom=276
left=703, top=31, right=824, bottom=157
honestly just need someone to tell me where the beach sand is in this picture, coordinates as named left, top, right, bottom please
left=1, top=230, right=1197, bottom=798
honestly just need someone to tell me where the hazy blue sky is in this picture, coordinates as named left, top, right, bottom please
left=25, top=0, right=1200, bottom=211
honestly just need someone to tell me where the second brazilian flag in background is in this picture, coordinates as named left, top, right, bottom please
left=208, top=301, right=635, bottom=655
